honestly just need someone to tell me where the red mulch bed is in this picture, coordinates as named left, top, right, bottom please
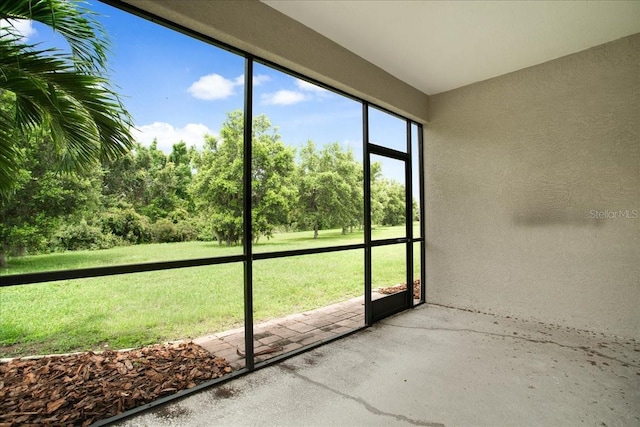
left=0, top=342, right=232, bottom=426
left=378, top=279, right=421, bottom=299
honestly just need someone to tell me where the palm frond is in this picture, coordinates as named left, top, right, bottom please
left=0, top=101, right=22, bottom=196
left=0, top=26, right=134, bottom=196
left=0, top=0, right=109, bottom=73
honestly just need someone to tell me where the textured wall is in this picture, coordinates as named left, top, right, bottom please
left=122, top=0, right=428, bottom=123
left=425, top=34, right=640, bottom=338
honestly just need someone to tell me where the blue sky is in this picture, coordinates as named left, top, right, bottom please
left=12, top=1, right=418, bottom=187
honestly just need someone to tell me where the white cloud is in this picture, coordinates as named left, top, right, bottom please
left=295, top=79, right=328, bottom=93
left=0, top=19, right=36, bottom=40
left=189, top=73, right=271, bottom=100
left=132, top=122, right=214, bottom=152
left=188, top=74, right=236, bottom=100
left=257, top=78, right=329, bottom=107
left=261, top=90, right=308, bottom=106
left=253, top=74, right=271, bottom=86
left=233, top=74, right=271, bottom=86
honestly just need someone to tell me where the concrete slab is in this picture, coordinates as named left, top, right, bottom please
left=116, top=304, right=639, bottom=427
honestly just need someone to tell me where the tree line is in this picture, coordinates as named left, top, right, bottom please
left=0, top=108, right=412, bottom=265
left=0, top=2, right=415, bottom=267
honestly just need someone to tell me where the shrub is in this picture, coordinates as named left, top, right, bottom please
left=100, top=205, right=151, bottom=244
left=189, top=216, right=215, bottom=242
left=175, top=220, right=198, bottom=242
left=1, top=224, right=46, bottom=256
left=167, top=208, right=190, bottom=223
left=50, top=220, right=119, bottom=251
left=150, top=219, right=178, bottom=243
left=151, top=218, right=199, bottom=243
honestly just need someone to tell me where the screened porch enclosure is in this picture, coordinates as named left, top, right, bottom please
left=0, top=0, right=425, bottom=373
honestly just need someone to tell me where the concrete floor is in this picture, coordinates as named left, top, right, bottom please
left=116, top=304, right=639, bottom=427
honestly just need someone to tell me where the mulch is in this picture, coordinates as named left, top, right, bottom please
left=0, top=342, right=232, bottom=426
left=378, top=279, right=421, bottom=299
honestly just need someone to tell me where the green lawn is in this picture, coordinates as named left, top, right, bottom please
left=0, top=225, right=421, bottom=357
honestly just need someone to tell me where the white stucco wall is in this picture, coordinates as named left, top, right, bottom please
left=425, top=34, right=640, bottom=338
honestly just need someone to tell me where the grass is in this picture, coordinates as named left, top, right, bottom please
left=0, top=225, right=421, bottom=357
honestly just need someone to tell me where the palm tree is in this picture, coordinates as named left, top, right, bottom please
left=0, top=0, right=134, bottom=197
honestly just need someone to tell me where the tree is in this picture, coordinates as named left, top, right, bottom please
left=190, top=111, right=296, bottom=245
left=0, top=114, right=103, bottom=261
left=250, top=117, right=296, bottom=242
left=101, top=139, right=197, bottom=243
left=102, top=139, right=194, bottom=219
left=297, top=141, right=362, bottom=238
left=0, top=0, right=134, bottom=197
left=369, top=161, right=385, bottom=226
left=327, top=144, right=362, bottom=234
left=379, top=179, right=406, bottom=226
left=371, top=174, right=408, bottom=227
left=134, top=140, right=178, bottom=221
left=101, top=144, right=148, bottom=209
left=168, top=141, right=195, bottom=208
